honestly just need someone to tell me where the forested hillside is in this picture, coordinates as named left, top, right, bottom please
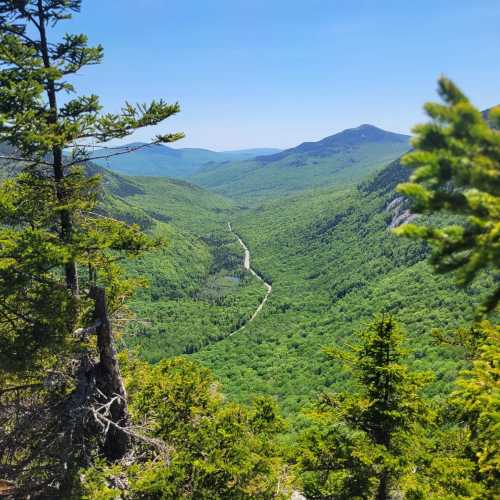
left=190, top=124, right=410, bottom=200
left=193, top=159, right=492, bottom=414
left=99, top=144, right=491, bottom=420
left=86, top=169, right=274, bottom=359
left=97, top=118, right=492, bottom=423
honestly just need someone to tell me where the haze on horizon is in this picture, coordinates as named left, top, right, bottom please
left=60, top=0, right=500, bottom=150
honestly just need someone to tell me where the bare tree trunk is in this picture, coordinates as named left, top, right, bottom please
left=92, top=286, right=131, bottom=460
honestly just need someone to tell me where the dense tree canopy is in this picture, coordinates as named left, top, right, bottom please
left=80, top=356, right=289, bottom=499
left=299, top=316, right=432, bottom=499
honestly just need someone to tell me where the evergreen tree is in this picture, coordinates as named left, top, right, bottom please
left=449, top=321, right=500, bottom=498
left=0, top=0, right=181, bottom=367
left=0, top=1, right=182, bottom=494
left=299, top=316, right=432, bottom=499
left=395, top=77, right=500, bottom=312
left=395, top=78, right=499, bottom=498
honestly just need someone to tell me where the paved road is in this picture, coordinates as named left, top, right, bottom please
left=227, top=222, right=272, bottom=336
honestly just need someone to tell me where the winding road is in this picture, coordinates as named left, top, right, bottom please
left=226, top=224, right=307, bottom=500
left=227, top=222, right=272, bottom=336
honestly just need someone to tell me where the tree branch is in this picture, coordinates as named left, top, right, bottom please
left=0, top=155, right=53, bottom=167
left=65, top=139, right=164, bottom=167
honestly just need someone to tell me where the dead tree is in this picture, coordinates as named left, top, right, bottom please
left=91, top=285, right=131, bottom=460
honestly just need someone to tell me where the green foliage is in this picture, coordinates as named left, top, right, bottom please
left=0, top=22, right=495, bottom=497
left=194, top=176, right=490, bottom=417
left=97, top=84, right=494, bottom=449
left=81, top=356, right=288, bottom=499
left=101, top=175, right=270, bottom=359
left=0, top=0, right=181, bottom=374
left=0, top=2, right=184, bottom=494
left=0, top=163, right=152, bottom=372
left=299, top=316, right=435, bottom=499
left=84, top=83, right=493, bottom=432
left=396, top=77, right=500, bottom=312
left=121, top=175, right=234, bottom=234
left=450, top=321, right=500, bottom=495
left=391, top=79, right=500, bottom=497
left=0, top=168, right=85, bottom=370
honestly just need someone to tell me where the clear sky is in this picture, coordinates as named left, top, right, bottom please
left=60, top=0, right=500, bottom=150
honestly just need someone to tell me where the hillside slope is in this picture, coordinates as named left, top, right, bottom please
left=3, top=140, right=489, bottom=418
left=100, top=174, right=270, bottom=359
left=91, top=143, right=281, bottom=178
left=0, top=146, right=271, bottom=360
left=190, top=124, right=410, bottom=200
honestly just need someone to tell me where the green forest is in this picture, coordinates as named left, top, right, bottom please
left=0, top=2, right=498, bottom=499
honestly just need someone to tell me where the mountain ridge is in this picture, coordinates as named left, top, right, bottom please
left=256, top=124, right=410, bottom=163
left=190, top=124, right=411, bottom=200
left=90, top=142, right=282, bottom=178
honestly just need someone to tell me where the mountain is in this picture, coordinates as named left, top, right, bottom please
left=1, top=117, right=490, bottom=417
left=189, top=124, right=411, bottom=200
left=90, top=143, right=281, bottom=178
left=257, top=123, right=409, bottom=162
left=0, top=144, right=268, bottom=359
left=93, top=149, right=489, bottom=418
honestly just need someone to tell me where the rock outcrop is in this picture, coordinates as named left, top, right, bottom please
left=386, top=196, right=417, bottom=229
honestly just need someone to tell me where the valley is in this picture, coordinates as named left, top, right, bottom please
left=110, top=125, right=493, bottom=419
left=92, top=142, right=282, bottom=178
left=1, top=4, right=497, bottom=496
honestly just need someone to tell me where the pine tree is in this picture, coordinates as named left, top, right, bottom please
left=299, top=316, right=432, bottom=499
left=395, top=77, right=500, bottom=313
left=395, top=78, right=499, bottom=497
left=0, top=1, right=182, bottom=494
left=450, top=321, right=500, bottom=498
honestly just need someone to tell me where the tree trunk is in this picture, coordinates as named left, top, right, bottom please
left=375, top=471, right=389, bottom=500
left=92, top=286, right=131, bottom=460
left=36, top=0, right=79, bottom=296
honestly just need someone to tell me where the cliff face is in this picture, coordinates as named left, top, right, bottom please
left=386, top=195, right=417, bottom=229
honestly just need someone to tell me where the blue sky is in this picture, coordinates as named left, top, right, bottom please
left=61, top=0, right=499, bottom=150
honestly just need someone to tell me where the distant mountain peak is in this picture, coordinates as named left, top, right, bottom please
left=257, top=124, right=410, bottom=163
left=324, top=123, right=404, bottom=141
